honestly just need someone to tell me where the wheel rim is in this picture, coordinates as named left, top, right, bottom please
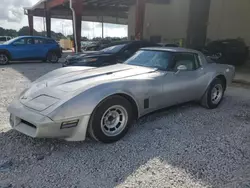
left=211, top=84, right=223, bottom=104
left=101, top=105, right=128, bottom=137
left=0, top=54, right=8, bottom=64
left=50, top=53, right=58, bottom=62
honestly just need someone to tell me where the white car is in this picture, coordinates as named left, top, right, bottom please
left=0, top=36, right=12, bottom=44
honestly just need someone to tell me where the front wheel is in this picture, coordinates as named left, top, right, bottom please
left=201, top=78, right=225, bottom=109
left=0, top=53, right=9, bottom=65
left=88, top=96, right=134, bottom=143
left=47, top=52, right=59, bottom=63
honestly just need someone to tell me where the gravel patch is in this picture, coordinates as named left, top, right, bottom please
left=1, top=63, right=250, bottom=188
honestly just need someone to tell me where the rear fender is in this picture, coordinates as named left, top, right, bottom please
left=202, top=71, right=229, bottom=98
left=47, top=48, right=62, bottom=58
left=201, top=63, right=234, bottom=94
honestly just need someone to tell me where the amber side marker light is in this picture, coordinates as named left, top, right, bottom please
left=61, top=120, right=79, bottom=129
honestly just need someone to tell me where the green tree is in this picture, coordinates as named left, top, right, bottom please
left=0, top=27, right=17, bottom=37
left=18, top=26, right=39, bottom=36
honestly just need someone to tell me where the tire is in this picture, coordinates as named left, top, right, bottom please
left=47, top=52, right=59, bottom=63
left=0, top=53, right=9, bottom=65
left=201, top=78, right=225, bottom=109
left=88, top=96, right=134, bottom=143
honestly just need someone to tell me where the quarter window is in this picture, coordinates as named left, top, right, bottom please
left=46, top=39, right=56, bottom=44
left=34, top=38, right=44, bottom=44
left=194, top=54, right=201, bottom=68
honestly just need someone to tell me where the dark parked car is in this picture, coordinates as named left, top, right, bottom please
left=0, top=36, right=62, bottom=65
left=202, top=39, right=249, bottom=66
left=158, top=43, right=179, bottom=47
left=82, top=40, right=112, bottom=51
left=63, top=41, right=160, bottom=67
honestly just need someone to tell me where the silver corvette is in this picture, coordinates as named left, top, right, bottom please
left=8, top=47, right=235, bottom=143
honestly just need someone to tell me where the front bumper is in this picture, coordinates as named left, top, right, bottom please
left=7, top=99, right=90, bottom=141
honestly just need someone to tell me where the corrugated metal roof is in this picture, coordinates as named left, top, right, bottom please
left=25, top=0, right=135, bottom=11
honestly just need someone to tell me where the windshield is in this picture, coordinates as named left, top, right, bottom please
left=100, top=44, right=126, bottom=53
left=125, top=50, right=170, bottom=70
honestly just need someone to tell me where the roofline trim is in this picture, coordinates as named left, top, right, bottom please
left=24, top=0, right=46, bottom=10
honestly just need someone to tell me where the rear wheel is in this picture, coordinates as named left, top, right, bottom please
left=0, top=53, right=9, bottom=65
left=88, top=96, right=134, bottom=143
left=47, top=52, right=59, bottom=63
left=201, top=78, right=225, bottom=109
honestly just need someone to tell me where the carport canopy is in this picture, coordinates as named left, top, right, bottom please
left=24, top=0, right=134, bottom=25
left=24, top=0, right=211, bottom=52
left=24, top=0, right=147, bottom=52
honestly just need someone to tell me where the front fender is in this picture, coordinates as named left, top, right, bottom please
left=0, top=49, right=11, bottom=59
left=48, top=82, right=140, bottom=121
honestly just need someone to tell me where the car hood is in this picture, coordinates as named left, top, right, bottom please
left=66, top=51, right=113, bottom=60
left=20, top=64, right=156, bottom=111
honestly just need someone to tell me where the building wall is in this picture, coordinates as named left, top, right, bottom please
left=128, top=0, right=250, bottom=45
left=128, top=0, right=190, bottom=44
left=207, top=0, right=250, bottom=45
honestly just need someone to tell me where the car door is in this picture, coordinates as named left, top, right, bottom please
left=10, top=38, right=37, bottom=60
left=9, top=38, right=30, bottom=59
left=33, top=38, right=47, bottom=58
left=161, top=52, right=205, bottom=106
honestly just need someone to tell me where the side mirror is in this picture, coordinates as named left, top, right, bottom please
left=175, top=65, right=188, bottom=74
left=177, top=65, right=188, bottom=71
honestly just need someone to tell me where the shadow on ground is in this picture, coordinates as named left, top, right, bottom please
left=0, top=53, right=69, bottom=82
left=1, top=98, right=250, bottom=188
left=0, top=62, right=61, bottom=82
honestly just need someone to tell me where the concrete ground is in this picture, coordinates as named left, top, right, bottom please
left=0, top=62, right=250, bottom=188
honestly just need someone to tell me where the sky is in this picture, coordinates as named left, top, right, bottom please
left=0, top=0, right=128, bottom=39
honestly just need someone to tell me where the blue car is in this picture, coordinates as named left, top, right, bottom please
left=0, top=36, right=62, bottom=65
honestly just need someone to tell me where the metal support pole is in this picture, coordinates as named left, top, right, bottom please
left=28, top=11, right=34, bottom=36
left=102, top=16, right=104, bottom=39
left=70, top=0, right=82, bottom=53
left=45, top=10, right=51, bottom=38
left=135, top=0, right=146, bottom=40
left=186, top=0, right=211, bottom=49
